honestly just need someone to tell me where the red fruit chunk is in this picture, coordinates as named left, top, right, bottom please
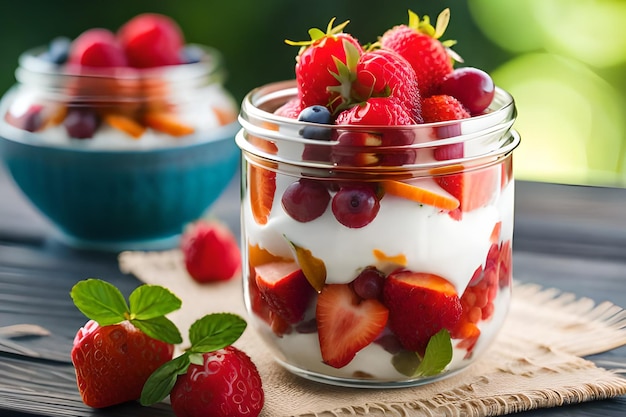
left=331, top=185, right=380, bottom=228
left=274, top=97, right=302, bottom=119
left=254, top=261, right=315, bottom=324
left=181, top=220, right=242, bottom=283
left=290, top=20, right=363, bottom=112
left=281, top=179, right=330, bottom=222
left=353, top=49, right=422, bottom=122
left=68, top=28, right=127, bottom=68
left=316, top=284, right=388, bottom=368
left=383, top=271, right=461, bottom=355
left=436, top=165, right=499, bottom=213
left=118, top=13, right=184, bottom=68
left=71, top=320, right=174, bottom=408
left=4, top=104, right=45, bottom=132
left=438, top=67, right=495, bottom=115
left=421, top=95, right=470, bottom=124
left=350, top=266, right=386, bottom=300
left=380, top=9, right=454, bottom=97
left=170, top=346, right=264, bottom=417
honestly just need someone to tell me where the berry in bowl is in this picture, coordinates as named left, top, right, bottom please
left=237, top=9, right=519, bottom=387
left=0, top=14, right=240, bottom=250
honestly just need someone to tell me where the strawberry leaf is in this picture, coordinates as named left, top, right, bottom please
left=140, top=353, right=190, bottom=406
left=414, top=329, right=453, bottom=376
left=188, top=313, right=246, bottom=353
left=131, top=316, right=183, bottom=345
left=70, top=279, right=129, bottom=325
left=128, top=285, right=182, bottom=320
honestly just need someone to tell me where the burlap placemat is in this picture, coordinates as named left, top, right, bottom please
left=118, top=250, right=626, bottom=417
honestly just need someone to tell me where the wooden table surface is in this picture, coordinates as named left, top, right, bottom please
left=0, top=163, right=624, bottom=417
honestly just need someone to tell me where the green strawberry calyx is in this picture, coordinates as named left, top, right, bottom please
left=70, top=278, right=183, bottom=345
left=140, top=312, right=247, bottom=406
left=285, top=17, right=350, bottom=49
left=408, top=8, right=463, bottom=63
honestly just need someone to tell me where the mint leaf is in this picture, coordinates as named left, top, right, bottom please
left=70, top=279, right=128, bottom=325
left=140, top=353, right=190, bottom=406
left=129, top=285, right=182, bottom=320
left=188, top=313, right=246, bottom=353
left=414, top=329, right=453, bottom=377
left=131, top=316, right=183, bottom=345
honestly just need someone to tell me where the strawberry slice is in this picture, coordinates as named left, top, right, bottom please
left=436, top=165, right=499, bottom=213
left=383, top=271, right=461, bottom=355
left=255, top=262, right=315, bottom=324
left=316, top=284, right=388, bottom=368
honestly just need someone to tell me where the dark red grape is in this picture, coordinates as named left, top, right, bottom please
left=331, top=185, right=380, bottom=228
left=439, top=67, right=495, bottom=114
left=351, top=266, right=386, bottom=300
left=281, top=179, right=330, bottom=222
left=64, top=107, right=100, bottom=139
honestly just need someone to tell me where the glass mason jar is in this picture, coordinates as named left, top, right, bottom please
left=0, top=45, right=240, bottom=250
left=237, top=80, right=519, bottom=387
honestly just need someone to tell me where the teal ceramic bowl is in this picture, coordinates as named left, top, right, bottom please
left=0, top=119, right=239, bottom=250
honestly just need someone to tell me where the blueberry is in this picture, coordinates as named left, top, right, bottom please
left=298, top=105, right=332, bottom=141
left=40, top=37, right=71, bottom=65
left=180, top=45, right=204, bottom=64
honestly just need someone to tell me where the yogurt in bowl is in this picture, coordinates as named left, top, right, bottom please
left=0, top=14, right=240, bottom=250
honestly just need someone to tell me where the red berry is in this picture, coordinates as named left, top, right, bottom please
left=352, top=48, right=422, bottom=123
left=274, top=97, right=302, bottom=119
left=331, top=185, right=380, bottom=228
left=118, top=13, right=184, bottom=68
left=170, top=346, right=264, bottom=417
left=68, top=28, right=127, bottom=68
left=254, top=261, right=316, bottom=324
left=290, top=20, right=363, bottom=111
left=421, top=94, right=470, bottom=123
left=281, top=179, right=330, bottom=222
left=380, top=9, right=455, bottom=97
left=351, top=266, right=386, bottom=300
left=181, top=220, right=242, bottom=283
left=383, top=271, right=461, bottom=354
left=316, top=284, right=389, bottom=368
left=438, top=67, right=495, bottom=115
left=71, top=320, right=174, bottom=408
left=63, top=107, right=100, bottom=139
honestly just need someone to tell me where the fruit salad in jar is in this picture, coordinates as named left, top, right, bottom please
left=237, top=9, right=519, bottom=387
left=1, top=13, right=238, bottom=149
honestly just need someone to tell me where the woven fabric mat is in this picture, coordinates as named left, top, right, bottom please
left=119, top=250, right=626, bottom=417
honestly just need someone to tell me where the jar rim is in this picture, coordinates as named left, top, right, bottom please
left=237, top=80, right=520, bottom=175
left=15, top=44, right=226, bottom=88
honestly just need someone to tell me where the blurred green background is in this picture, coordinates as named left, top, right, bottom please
left=0, top=0, right=624, bottom=186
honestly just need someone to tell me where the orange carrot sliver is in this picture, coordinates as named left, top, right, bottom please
left=144, top=112, right=194, bottom=137
left=103, top=113, right=146, bottom=139
left=382, top=180, right=460, bottom=211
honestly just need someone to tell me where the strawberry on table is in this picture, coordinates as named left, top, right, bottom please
left=70, top=279, right=182, bottom=408
left=380, top=8, right=457, bottom=98
left=181, top=219, right=242, bottom=283
left=383, top=271, right=461, bottom=355
left=141, top=313, right=264, bottom=417
left=316, top=284, right=388, bottom=368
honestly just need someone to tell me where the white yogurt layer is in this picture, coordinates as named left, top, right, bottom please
left=243, top=164, right=515, bottom=381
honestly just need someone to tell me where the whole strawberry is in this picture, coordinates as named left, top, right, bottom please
left=70, top=279, right=183, bottom=408
left=352, top=48, right=422, bottom=123
left=380, top=8, right=457, bottom=98
left=287, top=19, right=363, bottom=112
left=181, top=220, right=242, bottom=282
left=141, top=313, right=264, bottom=417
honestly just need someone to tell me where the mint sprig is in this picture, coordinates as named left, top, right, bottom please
left=414, top=329, right=453, bottom=377
left=70, top=278, right=183, bottom=344
left=140, top=313, right=247, bottom=406
left=391, top=329, right=453, bottom=377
